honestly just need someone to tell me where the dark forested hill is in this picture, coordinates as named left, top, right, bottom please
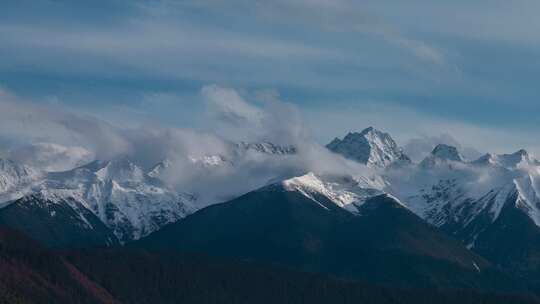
left=0, top=195, right=119, bottom=249
left=66, top=249, right=539, bottom=304
left=134, top=186, right=518, bottom=291
left=0, top=225, right=538, bottom=304
left=0, top=227, right=118, bottom=304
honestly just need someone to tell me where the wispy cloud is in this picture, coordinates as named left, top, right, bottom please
left=1, top=0, right=540, bottom=159
left=2, top=82, right=540, bottom=205
left=0, top=88, right=131, bottom=160
left=0, top=84, right=370, bottom=203
left=403, top=134, right=482, bottom=162
left=202, top=84, right=310, bottom=145
left=202, top=84, right=263, bottom=128
left=135, top=0, right=447, bottom=65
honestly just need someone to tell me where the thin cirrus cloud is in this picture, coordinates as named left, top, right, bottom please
left=0, top=0, right=447, bottom=86
left=201, top=84, right=310, bottom=146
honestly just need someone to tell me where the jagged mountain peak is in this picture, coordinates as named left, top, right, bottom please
left=359, top=126, right=379, bottom=135
left=431, top=144, right=464, bottom=161
left=1, top=155, right=197, bottom=244
left=328, top=137, right=341, bottom=146
left=76, top=157, right=146, bottom=183
left=473, top=149, right=538, bottom=169
left=235, top=141, right=297, bottom=155
left=326, top=127, right=410, bottom=168
left=419, top=144, right=464, bottom=168
left=340, top=127, right=387, bottom=141
left=473, top=153, right=497, bottom=165
left=516, top=149, right=529, bottom=156
left=505, top=149, right=537, bottom=166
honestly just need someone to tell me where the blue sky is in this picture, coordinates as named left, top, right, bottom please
left=1, top=0, right=540, bottom=156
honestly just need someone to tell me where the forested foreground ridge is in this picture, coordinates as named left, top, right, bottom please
left=0, top=226, right=538, bottom=304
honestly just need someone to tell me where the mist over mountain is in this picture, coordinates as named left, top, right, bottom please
left=2, top=88, right=540, bottom=302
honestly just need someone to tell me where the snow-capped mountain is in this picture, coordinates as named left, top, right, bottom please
left=0, top=158, right=42, bottom=205
left=390, top=145, right=540, bottom=247
left=281, top=172, right=386, bottom=213
left=235, top=142, right=297, bottom=155
left=1, top=128, right=540, bottom=266
left=0, top=140, right=299, bottom=246
left=0, top=156, right=196, bottom=244
left=419, top=144, right=464, bottom=168
left=326, top=127, right=411, bottom=168
left=385, top=145, right=540, bottom=277
left=137, top=173, right=492, bottom=288
left=34, top=158, right=196, bottom=243
left=473, top=149, right=539, bottom=169
left=149, top=141, right=295, bottom=179
left=274, top=138, right=540, bottom=260
left=3, top=128, right=540, bottom=294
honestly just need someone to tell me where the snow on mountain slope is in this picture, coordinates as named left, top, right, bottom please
left=281, top=172, right=386, bottom=213
left=0, top=158, right=43, bottom=205
left=148, top=141, right=294, bottom=180
left=235, top=142, right=297, bottom=155
left=386, top=145, right=540, bottom=248
left=0, top=140, right=297, bottom=244
left=419, top=144, right=464, bottom=168
left=2, top=128, right=540, bottom=253
left=281, top=141, right=540, bottom=252
left=0, top=193, right=120, bottom=248
left=148, top=155, right=231, bottom=184
left=326, top=127, right=410, bottom=168
left=513, top=172, right=540, bottom=226
left=473, top=149, right=539, bottom=169
left=34, top=158, right=196, bottom=242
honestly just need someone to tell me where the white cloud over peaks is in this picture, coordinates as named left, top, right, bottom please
left=8, top=143, right=93, bottom=172
left=403, top=134, right=483, bottom=162
left=0, top=88, right=130, bottom=161
left=202, top=84, right=263, bottom=127
left=142, top=84, right=370, bottom=204
left=201, top=84, right=310, bottom=145
left=0, top=84, right=371, bottom=204
left=121, top=126, right=230, bottom=169
left=161, top=139, right=372, bottom=205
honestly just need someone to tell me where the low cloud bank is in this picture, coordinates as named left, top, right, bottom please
left=3, top=85, right=533, bottom=205
left=0, top=85, right=368, bottom=204
left=403, top=134, right=482, bottom=162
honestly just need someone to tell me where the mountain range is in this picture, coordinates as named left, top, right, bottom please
left=2, top=127, right=540, bottom=302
